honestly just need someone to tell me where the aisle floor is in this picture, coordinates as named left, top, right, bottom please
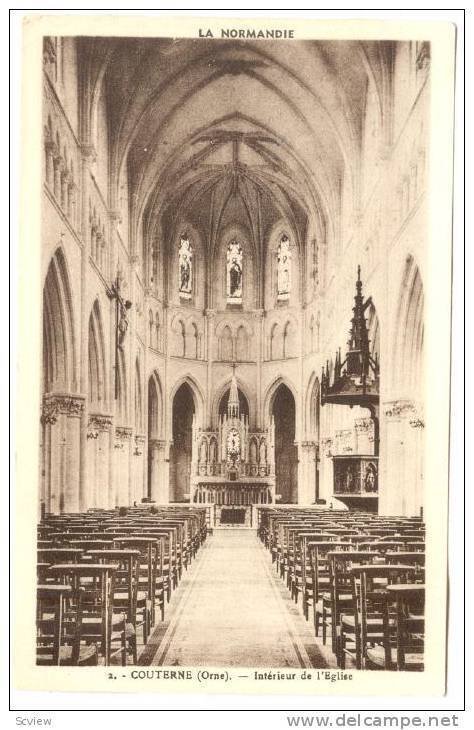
left=142, top=530, right=333, bottom=668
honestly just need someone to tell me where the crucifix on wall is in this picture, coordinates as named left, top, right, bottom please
left=108, top=266, right=132, bottom=400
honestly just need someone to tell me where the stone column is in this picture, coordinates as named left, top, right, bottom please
left=78, top=144, right=98, bottom=513
left=41, top=394, right=85, bottom=514
left=133, top=434, right=146, bottom=504
left=114, top=426, right=133, bottom=506
left=149, top=438, right=168, bottom=503
left=379, top=399, right=424, bottom=516
left=298, top=441, right=317, bottom=504
left=87, top=414, right=113, bottom=508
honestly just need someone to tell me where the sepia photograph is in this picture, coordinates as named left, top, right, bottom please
left=13, top=14, right=457, bottom=699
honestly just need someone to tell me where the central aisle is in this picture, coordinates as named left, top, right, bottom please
left=146, top=530, right=330, bottom=668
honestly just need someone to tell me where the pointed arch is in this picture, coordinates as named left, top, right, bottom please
left=393, top=256, right=424, bottom=394
left=88, top=299, right=107, bottom=408
left=147, top=370, right=164, bottom=439
left=235, top=324, right=248, bottom=361
left=171, top=317, right=186, bottom=357
left=367, top=300, right=380, bottom=360
left=187, top=321, right=199, bottom=359
left=134, top=356, right=143, bottom=432
left=264, top=376, right=298, bottom=426
left=170, top=380, right=197, bottom=502
left=269, top=322, right=282, bottom=360
left=305, top=372, right=320, bottom=438
left=220, top=325, right=233, bottom=361
left=116, top=348, right=127, bottom=423
left=212, top=376, right=252, bottom=429
left=42, top=248, right=76, bottom=393
left=168, top=374, right=205, bottom=432
left=271, top=381, right=298, bottom=504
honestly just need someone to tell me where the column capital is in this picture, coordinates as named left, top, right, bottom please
left=88, top=413, right=113, bottom=432
left=41, top=393, right=86, bottom=425
left=115, top=425, right=133, bottom=440
left=383, top=399, right=416, bottom=420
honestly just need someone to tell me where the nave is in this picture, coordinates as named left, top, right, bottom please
left=145, top=530, right=327, bottom=668
left=36, top=505, right=425, bottom=671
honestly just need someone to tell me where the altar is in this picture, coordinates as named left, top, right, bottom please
left=190, top=367, right=276, bottom=527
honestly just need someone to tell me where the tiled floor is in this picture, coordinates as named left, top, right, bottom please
left=145, top=530, right=332, bottom=668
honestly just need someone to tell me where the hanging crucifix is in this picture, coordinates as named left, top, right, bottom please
left=108, top=266, right=132, bottom=400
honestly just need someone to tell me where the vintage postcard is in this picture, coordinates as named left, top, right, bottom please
left=14, top=14, right=455, bottom=698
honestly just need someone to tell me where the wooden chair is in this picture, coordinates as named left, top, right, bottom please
left=339, top=564, right=416, bottom=669
left=113, top=537, right=161, bottom=626
left=36, top=585, right=98, bottom=666
left=309, top=542, right=353, bottom=642
left=47, top=563, right=125, bottom=666
left=324, top=551, right=381, bottom=655
left=365, top=584, right=425, bottom=671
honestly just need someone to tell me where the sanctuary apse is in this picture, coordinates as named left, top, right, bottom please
left=39, top=36, right=428, bottom=520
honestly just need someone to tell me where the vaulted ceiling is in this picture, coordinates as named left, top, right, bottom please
left=79, top=37, right=393, bottom=258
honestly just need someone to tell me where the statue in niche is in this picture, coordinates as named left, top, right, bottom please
left=227, top=240, right=243, bottom=302
left=209, top=439, right=217, bottom=463
left=178, top=233, right=193, bottom=299
left=249, top=439, right=257, bottom=464
left=277, top=234, right=291, bottom=300
left=199, top=438, right=208, bottom=464
left=259, top=439, right=267, bottom=465
left=345, top=465, right=355, bottom=493
left=364, top=463, right=377, bottom=493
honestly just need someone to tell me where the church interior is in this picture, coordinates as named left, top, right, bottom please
left=37, top=36, right=428, bottom=669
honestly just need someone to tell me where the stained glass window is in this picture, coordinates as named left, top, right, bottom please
left=226, top=239, right=242, bottom=303
left=277, top=234, right=291, bottom=300
left=178, top=233, right=193, bottom=299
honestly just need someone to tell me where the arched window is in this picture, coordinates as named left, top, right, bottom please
left=283, top=320, right=296, bottom=358
left=172, top=319, right=186, bottom=357
left=188, top=322, right=199, bottom=359
left=277, top=234, right=291, bottom=301
left=179, top=320, right=186, bottom=357
left=221, top=326, right=233, bottom=361
left=270, top=323, right=282, bottom=360
left=236, top=325, right=248, bottom=361
left=226, top=239, right=243, bottom=304
left=178, top=233, right=193, bottom=299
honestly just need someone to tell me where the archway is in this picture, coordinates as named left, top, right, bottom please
left=42, top=249, right=76, bottom=394
left=272, top=383, right=298, bottom=503
left=41, top=249, right=80, bottom=513
left=170, top=382, right=195, bottom=502
left=218, top=387, right=249, bottom=420
left=147, top=373, right=163, bottom=501
left=87, top=300, right=108, bottom=508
